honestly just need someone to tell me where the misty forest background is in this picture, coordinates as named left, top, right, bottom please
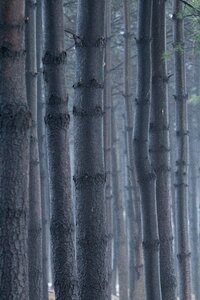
left=1, top=0, right=200, bottom=300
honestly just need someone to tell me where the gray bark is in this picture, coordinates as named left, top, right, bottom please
left=0, top=1, right=30, bottom=299
left=74, top=1, right=107, bottom=299
left=112, top=109, right=129, bottom=300
left=188, top=105, right=200, bottom=300
left=173, top=1, right=192, bottom=299
left=43, top=0, right=78, bottom=299
left=36, top=0, right=49, bottom=298
left=104, top=0, right=112, bottom=298
left=133, top=0, right=162, bottom=299
left=123, top=1, right=144, bottom=299
left=150, top=1, right=177, bottom=299
left=26, top=1, right=43, bottom=299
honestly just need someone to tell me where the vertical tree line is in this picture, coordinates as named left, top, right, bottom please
left=0, top=0, right=200, bottom=300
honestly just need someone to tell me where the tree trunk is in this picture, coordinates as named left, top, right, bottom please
left=26, top=2, right=43, bottom=299
left=104, top=1, right=112, bottom=298
left=0, top=1, right=30, bottom=299
left=123, top=1, right=145, bottom=299
left=133, top=0, right=162, bottom=299
left=173, top=1, right=192, bottom=299
left=36, top=0, right=49, bottom=298
left=150, top=1, right=177, bottom=299
left=74, top=1, right=107, bottom=299
left=43, top=0, right=78, bottom=299
left=112, top=109, right=129, bottom=300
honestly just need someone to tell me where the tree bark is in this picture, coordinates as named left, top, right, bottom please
left=112, top=109, right=129, bottom=300
left=104, top=0, right=112, bottom=298
left=150, top=1, right=177, bottom=299
left=0, top=1, right=30, bottom=299
left=26, top=1, right=43, bottom=299
left=133, top=0, right=162, bottom=299
left=123, top=1, right=144, bottom=299
left=74, top=1, right=107, bottom=299
left=43, top=0, right=78, bottom=299
left=173, top=1, right=192, bottom=299
left=36, top=0, right=49, bottom=298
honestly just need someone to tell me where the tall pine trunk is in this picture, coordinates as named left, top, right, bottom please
left=43, top=1, right=78, bottom=299
left=150, top=1, right=177, bottom=299
left=74, top=1, right=107, bottom=299
left=36, top=0, right=49, bottom=298
left=133, top=0, right=162, bottom=299
left=26, top=2, right=43, bottom=299
left=123, top=1, right=144, bottom=299
left=0, top=1, right=30, bottom=298
left=112, top=109, right=129, bottom=300
left=104, top=0, right=112, bottom=298
left=173, top=1, right=192, bottom=299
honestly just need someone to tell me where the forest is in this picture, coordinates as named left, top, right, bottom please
left=0, top=0, right=200, bottom=299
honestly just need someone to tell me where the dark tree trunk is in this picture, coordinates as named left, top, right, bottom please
left=36, top=0, right=49, bottom=299
left=173, top=1, right=192, bottom=299
left=150, top=1, right=177, bottom=299
left=104, top=0, right=112, bottom=298
left=43, top=0, right=78, bottom=299
left=133, top=0, right=162, bottom=299
left=74, top=1, right=107, bottom=299
left=112, top=109, right=129, bottom=300
left=0, top=1, right=30, bottom=299
left=26, top=2, right=43, bottom=299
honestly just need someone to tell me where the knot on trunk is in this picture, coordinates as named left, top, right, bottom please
left=73, top=173, right=106, bottom=190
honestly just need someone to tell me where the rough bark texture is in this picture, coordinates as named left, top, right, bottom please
left=112, top=110, right=129, bottom=300
left=104, top=0, right=112, bottom=298
left=123, top=1, right=144, bottom=299
left=0, top=1, right=30, bottom=299
left=173, top=1, right=192, bottom=299
left=74, top=1, right=107, bottom=299
left=150, top=1, right=177, bottom=299
left=36, top=0, right=49, bottom=299
left=26, top=1, right=43, bottom=299
left=133, top=0, right=162, bottom=299
left=43, top=1, right=78, bottom=299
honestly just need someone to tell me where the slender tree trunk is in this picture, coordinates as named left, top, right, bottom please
left=173, top=1, right=192, bottom=299
left=43, top=1, right=78, bottom=299
left=26, top=2, right=43, bottom=299
left=112, top=207, right=118, bottom=296
left=123, top=1, right=144, bottom=299
left=188, top=102, right=200, bottom=300
left=36, top=0, right=49, bottom=298
left=104, top=1, right=112, bottom=298
left=112, top=109, right=129, bottom=300
left=133, top=1, right=162, bottom=299
left=74, top=1, right=107, bottom=299
left=0, top=1, right=30, bottom=299
left=150, top=1, right=177, bottom=299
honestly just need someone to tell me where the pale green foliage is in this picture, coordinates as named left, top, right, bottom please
left=189, top=95, right=200, bottom=104
left=162, top=51, right=171, bottom=61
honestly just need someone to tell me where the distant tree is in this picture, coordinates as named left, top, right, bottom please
left=73, top=0, right=107, bottom=298
left=173, top=0, right=192, bottom=298
left=36, top=0, right=49, bottom=299
left=150, top=1, right=177, bottom=299
left=0, top=1, right=30, bottom=299
left=133, top=0, right=162, bottom=299
left=112, top=108, right=129, bottom=300
left=104, top=0, right=112, bottom=298
left=43, top=0, right=78, bottom=299
left=26, top=1, right=43, bottom=299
